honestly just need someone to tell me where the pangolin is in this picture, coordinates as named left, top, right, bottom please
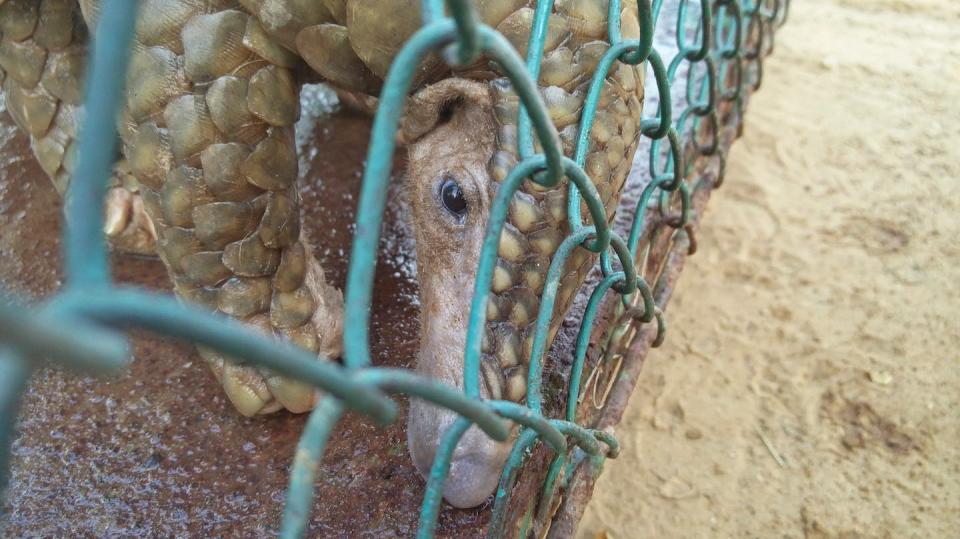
left=0, top=0, right=644, bottom=507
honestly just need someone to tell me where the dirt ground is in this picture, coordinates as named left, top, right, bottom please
left=578, top=0, right=960, bottom=537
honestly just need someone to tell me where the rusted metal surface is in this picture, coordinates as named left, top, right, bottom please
left=546, top=97, right=747, bottom=538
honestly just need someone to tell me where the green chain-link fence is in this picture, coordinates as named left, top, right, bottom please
left=0, top=0, right=787, bottom=536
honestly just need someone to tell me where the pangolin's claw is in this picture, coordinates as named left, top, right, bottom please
left=103, top=186, right=158, bottom=256
left=222, top=362, right=280, bottom=417
left=208, top=345, right=323, bottom=416
left=195, top=249, right=341, bottom=417
left=265, top=375, right=319, bottom=414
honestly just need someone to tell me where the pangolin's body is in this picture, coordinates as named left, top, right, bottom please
left=0, top=0, right=643, bottom=506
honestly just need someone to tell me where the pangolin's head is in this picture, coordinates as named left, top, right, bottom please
left=300, top=0, right=644, bottom=507
left=400, top=78, right=507, bottom=508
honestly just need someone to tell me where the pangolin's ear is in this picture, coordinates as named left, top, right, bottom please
left=398, top=78, right=492, bottom=145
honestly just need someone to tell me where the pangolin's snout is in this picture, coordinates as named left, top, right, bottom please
left=402, top=79, right=508, bottom=506
left=407, top=397, right=512, bottom=508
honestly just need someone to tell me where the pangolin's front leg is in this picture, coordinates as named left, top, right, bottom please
left=80, top=0, right=344, bottom=416
left=0, top=0, right=156, bottom=255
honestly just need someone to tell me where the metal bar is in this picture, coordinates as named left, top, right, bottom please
left=63, top=0, right=140, bottom=289
left=0, top=350, right=31, bottom=498
left=0, top=300, right=129, bottom=375
left=60, top=290, right=397, bottom=425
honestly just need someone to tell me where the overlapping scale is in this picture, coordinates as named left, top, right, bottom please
left=0, top=0, right=154, bottom=254
left=84, top=1, right=344, bottom=416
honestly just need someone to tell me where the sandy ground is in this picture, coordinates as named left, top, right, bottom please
left=579, top=0, right=960, bottom=537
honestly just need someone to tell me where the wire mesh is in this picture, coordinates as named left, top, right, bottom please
left=0, top=0, right=788, bottom=536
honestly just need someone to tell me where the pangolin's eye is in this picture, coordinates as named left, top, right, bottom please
left=439, top=176, right=467, bottom=217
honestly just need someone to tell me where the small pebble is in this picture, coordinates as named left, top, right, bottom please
left=658, top=476, right=697, bottom=500
left=869, top=370, right=894, bottom=385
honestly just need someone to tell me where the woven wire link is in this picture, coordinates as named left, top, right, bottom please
left=0, top=0, right=788, bottom=537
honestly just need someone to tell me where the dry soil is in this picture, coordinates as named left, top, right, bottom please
left=579, top=0, right=960, bottom=537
